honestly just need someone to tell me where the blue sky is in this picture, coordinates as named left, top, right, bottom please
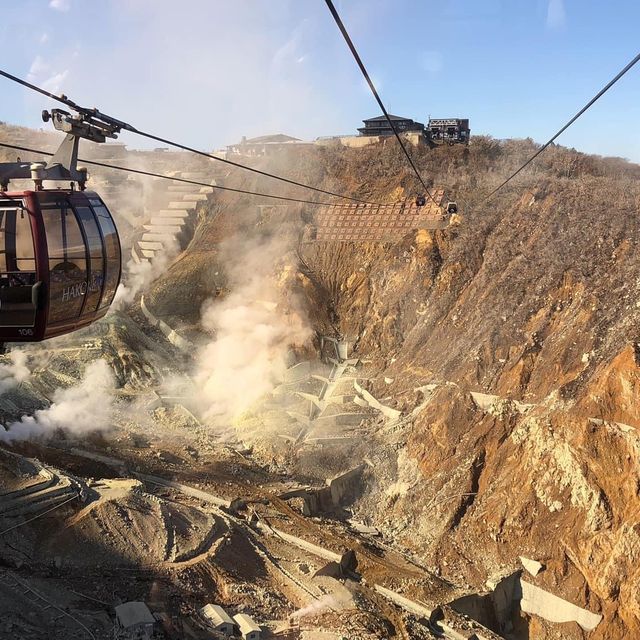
left=0, top=0, right=639, bottom=161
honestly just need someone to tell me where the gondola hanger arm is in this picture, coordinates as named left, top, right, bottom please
left=0, top=108, right=121, bottom=191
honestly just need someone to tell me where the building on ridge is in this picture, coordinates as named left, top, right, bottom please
left=226, top=134, right=312, bottom=157
left=357, top=114, right=425, bottom=137
left=427, top=118, right=470, bottom=144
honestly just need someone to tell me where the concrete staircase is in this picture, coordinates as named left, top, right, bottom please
left=132, top=171, right=216, bottom=265
left=267, top=342, right=377, bottom=446
left=270, top=338, right=404, bottom=447
left=297, top=357, right=361, bottom=422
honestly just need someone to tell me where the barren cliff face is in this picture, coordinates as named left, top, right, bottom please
left=148, top=138, right=640, bottom=639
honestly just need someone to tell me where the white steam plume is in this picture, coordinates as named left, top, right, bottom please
left=290, top=591, right=352, bottom=620
left=0, top=359, right=115, bottom=443
left=100, top=180, right=146, bottom=235
left=0, top=351, right=29, bottom=394
left=112, top=235, right=179, bottom=310
left=194, top=233, right=311, bottom=425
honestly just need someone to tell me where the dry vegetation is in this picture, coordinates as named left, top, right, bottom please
left=2, top=124, right=639, bottom=639
left=147, top=136, right=640, bottom=639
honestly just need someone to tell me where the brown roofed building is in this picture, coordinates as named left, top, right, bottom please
left=357, top=114, right=425, bottom=137
left=226, top=134, right=312, bottom=157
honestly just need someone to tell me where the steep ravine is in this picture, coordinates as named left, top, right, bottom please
left=296, top=146, right=640, bottom=639
left=150, top=139, right=640, bottom=639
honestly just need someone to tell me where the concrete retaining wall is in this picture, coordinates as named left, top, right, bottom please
left=451, top=572, right=602, bottom=636
left=0, top=467, right=54, bottom=501
left=328, top=464, right=366, bottom=506
left=283, top=361, right=312, bottom=383
left=269, top=526, right=341, bottom=562
left=353, top=381, right=401, bottom=420
left=374, top=584, right=436, bottom=619
left=334, top=132, right=426, bottom=149
left=133, top=472, right=231, bottom=509
left=314, top=412, right=369, bottom=426
left=140, top=295, right=194, bottom=352
left=281, top=464, right=367, bottom=516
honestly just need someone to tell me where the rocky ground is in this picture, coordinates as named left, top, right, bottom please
left=147, top=137, right=639, bottom=639
left=0, top=129, right=639, bottom=639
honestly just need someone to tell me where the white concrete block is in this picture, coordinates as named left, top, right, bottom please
left=181, top=193, right=208, bottom=202
left=157, top=209, right=191, bottom=218
left=470, top=391, right=500, bottom=411
left=169, top=201, right=197, bottom=210
left=353, top=380, right=401, bottom=420
left=180, top=172, right=210, bottom=180
left=144, top=225, right=183, bottom=234
left=520, top=579, right=602, bottom=632
left=519, top=556, right=544, bottom=577
left=150, top=217, right=187, bottom=226
left=131, top=245, right=143, bottom=264
left=138, top=241, right=164, bottom=251
left=141, top=233, right=177, bottom=243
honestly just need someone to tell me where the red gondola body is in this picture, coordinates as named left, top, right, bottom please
left=0, top=189, right=121, bottom=342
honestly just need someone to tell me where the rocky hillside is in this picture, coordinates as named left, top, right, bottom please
left=147, top=137, right=640, bottom=639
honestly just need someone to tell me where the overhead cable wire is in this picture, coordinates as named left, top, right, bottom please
left=323, top=0, right=439, bottom=207
left=486, top=51, right=640, bottom=200
left=0, top=68, right=377, bottom=205
left=0, top=141, right=338, bottom=206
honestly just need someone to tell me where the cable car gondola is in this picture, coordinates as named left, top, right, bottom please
left=0, top=108, right=122, bottom=345
left=0, top=189, right=120, bottom=342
